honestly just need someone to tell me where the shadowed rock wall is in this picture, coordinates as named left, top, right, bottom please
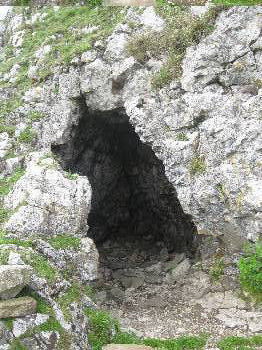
left=52, top=101, right=196, bottom=253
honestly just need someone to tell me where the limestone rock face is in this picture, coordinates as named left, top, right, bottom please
left=0, top=5, right=261, bottom=350
left=0, top=265, right=32, bottom=300
left=3, top=152, right=92, bottom=238
left=78, top=237, right=99, bottom=282
left=0, top=297, right=37, bottom=319
left=12, top=313, right=49, bottom=337
left=2, top=6, right=260, bottom=245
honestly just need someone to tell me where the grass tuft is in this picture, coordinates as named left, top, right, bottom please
left=17, top=125, right=36, bottom=144
left=126, top=4, right=225, bottom=89
left=48, top=235, right=80, bottom=250
left=189, top=156, right=206, bottom=176
left=217, top=335, right=262, bottom=350
left=209, top=257, right=225, bottom=282
left=238, top=242, right=262, bottom=303
left=0, top=166, right=25, bottom=196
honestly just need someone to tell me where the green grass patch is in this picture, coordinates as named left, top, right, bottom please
left=27, top=110, right=45, bottom=122
left=57, top=284, right=82, bottom=320
left=2, top=317, right=13, bottom=330
left=176, top=132, right=189, bottom=141
left=0, top=97, right=22, bottom=118
left=143, top=335, right=208, bottom=350
left=57, top=329, right=73, bottom=350
left=213, top=0, right=262, bottom=5
left=0, top=166, right=25, bottom=196
left=217, top=335, right=262, bottom=350
left=10, top=339, right=28, bottom=350
left=57, top=283, right=94, bottom=320
left=238, top=242, right=262, bottom=303
left=17, top=125, right=36, bottom=144
left=86, top=308, right=120, bottom=350
left=0, top=208, right=12, bottom=224
left=23, top=252, right=57, bottom=283
left=209, top=257, right=225, bottom=282
left=126, top=4, right=225, bottom=89
left=0, top=122, right=16, bottom=137
left=0, top=236, right=33, bottom=248
left=0, top=6, right=125, bottom=94
left=48, top=234, right=81, bottom=250
left=65, top=171, right=78, bottom=180
left=111, top=331, right=142, bottom=345
left=189, top=155, right=206, bottom=176
left=86, top=307, right=208, bottom=350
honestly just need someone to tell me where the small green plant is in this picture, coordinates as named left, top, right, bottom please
left=65, top=171, right=78, bottom=180
left=176, top=132, right=189, bottom=141
left=143, top=334, right=208, bottom=350
left=253, top=79, right=262, bottom=89
left=126, top=4, right=224, bottom=89
left=0, top=122, right=16, bottom=136
left=57, top=283, right=92, bottom=320
left=112, top=331, right=142, bottom=344
left=217, top=335, right=262, bottom=350
left=53, top=85, right=60, bottom=95
left=57, top=329, right=72, bottom=349
left=216, top=183, right=230, bottom=205
left=86, top=309, right=120, bottom=350
left=151, top=65, right=173, bottom=89
left=17, top=125, right=36, bottom=144
left=28, top=110, right=45, bottom=122
left=57, top=285, right=80, bottom=320
left=238, top=242, right=262, bottom=303
left=23, top=252, right=57, bottom=283
left=235, top=190, right=244, bottom=209
left=189, top=156, right=206, bottom=176
left=213, top=0, right=262, bottom=5
left=0, top=236, right=33, bottom=248
left=10, top=339, right=27, bottom=350
left=3, top=317, right=13, bottom=330
left=0, top=208, right=11, bottom=224
left=85, top=306, right=208, bottom=350
left=0, top=166, right=25, bottom=196
left=48, top=234, right=80, bottom=250
left=0, top=98, right=22, bottom=118
left=209, top=257, right=225, bottom=282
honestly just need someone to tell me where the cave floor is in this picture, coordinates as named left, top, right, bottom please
left=92, top=237, right=262, bottom=349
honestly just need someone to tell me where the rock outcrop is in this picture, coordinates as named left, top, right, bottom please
left=0, top=264, right=32, bottom=300
left=0, top=3, right=261, bottom=350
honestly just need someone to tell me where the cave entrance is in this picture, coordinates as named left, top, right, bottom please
left=52, top=100, right=196, bottom=295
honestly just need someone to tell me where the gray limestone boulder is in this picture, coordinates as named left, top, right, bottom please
left=3, top=152, right=92, bottom=238
left=0, top=265, right=33, bottom=300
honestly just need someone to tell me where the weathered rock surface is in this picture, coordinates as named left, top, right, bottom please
left=0, top=265, right=32, bottom=300
left=12, top=313, right=49, bottom=337
left=3, top=152, right=92, bottom=238
left=0, top=5, right=261, bottom=350
left=103, top=345, right=153, bottom=350
left=3, top=5, right=258, bottom=246
left=0, top=297, right=37, bottom=318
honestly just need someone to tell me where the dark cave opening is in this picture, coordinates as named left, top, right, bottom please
left=52, top=100, right=196, bottom=261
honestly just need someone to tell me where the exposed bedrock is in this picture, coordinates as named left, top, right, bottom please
left=52, top=102, right=196, bottom=253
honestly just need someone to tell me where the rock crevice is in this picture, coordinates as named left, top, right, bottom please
left=52, top=100, right=196, bottom=254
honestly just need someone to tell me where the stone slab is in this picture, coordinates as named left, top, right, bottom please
left=0, top=297, right=37, bottom=319
left=0, top=265, right=32, bottom=300
left=103, top=345, right=153, bottom=350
